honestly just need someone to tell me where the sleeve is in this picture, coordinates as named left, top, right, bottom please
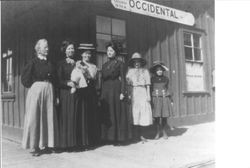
left=86, top=64, right=97, bottom=79
left=21, top=60, right=34, bottom=88
left=126, top=68, right=133, bottom=85
left=57, top=62, right=69, bottom=88
left=165, top=76, right=169, bottom=89
left=120, top=61, right=126, bottom=95
left=144, top=69, right=151, bottom=85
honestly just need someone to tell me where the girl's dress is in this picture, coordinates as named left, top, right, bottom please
left=126, top=68, right=152, bottom=126
left=21, top=56, right=58, bottom=150
left=151, top=76, right=172, bottom=117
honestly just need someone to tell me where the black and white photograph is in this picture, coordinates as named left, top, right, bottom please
left=1, top=0, right=218, bottom=167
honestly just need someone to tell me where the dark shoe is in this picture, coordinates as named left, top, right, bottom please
left=30, top=148, right=41, bottom=157
left=140, top=136, right=148, bottom=143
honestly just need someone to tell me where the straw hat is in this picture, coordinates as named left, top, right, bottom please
left=150, top=61, right=169, bottom=72
left=128, top=52, right=146, bottom=67
left=78, top=43, right=95, bottom=50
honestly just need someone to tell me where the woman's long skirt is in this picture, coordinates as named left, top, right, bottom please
left=22, top=81, right=58, bottom=150
left=58, top=88, right=77, bottom=148
left=101, top=79, right=132, bottom=142
left=75, top=88, right=89, bottom=146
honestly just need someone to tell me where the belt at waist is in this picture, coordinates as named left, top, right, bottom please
left=34, top=79, right=51, bottom=82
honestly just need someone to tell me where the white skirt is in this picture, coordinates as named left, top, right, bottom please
left=132, top=86, right=153, bottom=126
left=22, top=81, right=58, bottom=150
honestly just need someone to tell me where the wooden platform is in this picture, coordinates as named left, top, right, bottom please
left=2, top=122, right=214, bottom=168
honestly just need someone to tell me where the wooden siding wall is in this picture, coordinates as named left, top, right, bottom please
left=1, top=2, right=95, bottom=141
left=2, top=1, right=215, bottom=141
left=126, top=11, right=215, bottom=126
left=179, top=12, right=215, bottom=123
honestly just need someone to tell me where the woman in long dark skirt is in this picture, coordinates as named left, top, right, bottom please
left=100, top=42, right=132, bottom=145
left=57, top=40, right=79, bottom=149
left=75, top=43, right=99, bottom=147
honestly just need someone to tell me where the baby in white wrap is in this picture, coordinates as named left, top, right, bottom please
left=70, top=43, right=97, bottom=93
left=70, top=61, right=88, bottom=93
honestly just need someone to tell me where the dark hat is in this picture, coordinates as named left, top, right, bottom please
left=128, top=52, right=146, bottom=67
left=78, top=43, right=95, bottom=50
left=150, top=61, right=169, bottom=73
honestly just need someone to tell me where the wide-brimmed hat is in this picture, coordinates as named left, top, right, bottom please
left=150, top=61, right=169, bottom=72
left=78, top=43, right=95, bottom=50
left=128, top=52, right=146, bottom=67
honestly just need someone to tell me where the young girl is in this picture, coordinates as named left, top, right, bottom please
left=150, top=61, right=172, bottom=139
left=126, top=52, right=153, bottom=143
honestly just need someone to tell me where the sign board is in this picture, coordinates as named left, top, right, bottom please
left=111, top=0, right=195, bottom=26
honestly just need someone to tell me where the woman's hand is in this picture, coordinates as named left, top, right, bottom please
left=67, top=81, right=75, bottom=88
left=55, top=98, right=60, bottom=106
left=147, top=96, right=151, bottom=102
left=120, top=93, right=125, bottom=100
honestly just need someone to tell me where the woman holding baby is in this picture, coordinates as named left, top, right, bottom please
left=57, top=40, right=99, bottom=149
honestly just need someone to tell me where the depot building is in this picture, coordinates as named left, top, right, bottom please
left=1, top=0, right=215, bottom=142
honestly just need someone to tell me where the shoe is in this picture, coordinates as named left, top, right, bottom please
left=30, top=148, right=41, bottom=157
left=140, top=136, right=148, bottom=143
left=163, top=130, right=168, bottom=140
left=154, top=132, right=160, bottom=140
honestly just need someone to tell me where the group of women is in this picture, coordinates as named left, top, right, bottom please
left=21, top=38, right=173, bottom=156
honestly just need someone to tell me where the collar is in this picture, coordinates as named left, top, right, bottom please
left=37, top=55, right=47, bottom=60
left=66, top=57, right=75, bottom=65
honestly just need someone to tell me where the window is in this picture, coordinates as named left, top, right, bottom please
left=184, top=32, right=202, bottom=62
left=1, top=49, right=14, bottom=93
left=183, top=31, right=205, bottom=91
left=96, top=16, right=127, bottom=69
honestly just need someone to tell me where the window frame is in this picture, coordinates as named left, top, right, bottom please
left=180, top=28, right=208, bottom=93
left=183, top=31, right=203, bottom=63
left=1, top=49, right=15, bottom=99
left=95, top=15, right=128, bottom=56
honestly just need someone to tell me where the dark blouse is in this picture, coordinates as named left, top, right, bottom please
left=101, top=58, right=126, bottom=94
left=151, top=76, right=170, bottom=97
left=57, top=59, right=75, bottom=89
left=21, top=57, right=56, bottom=88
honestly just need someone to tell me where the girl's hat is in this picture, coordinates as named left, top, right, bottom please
left=150, top=61, right=169, bottom=72
left=78, top=43, right=95, bottom=50
left=128, top=52, right=146, bottom=67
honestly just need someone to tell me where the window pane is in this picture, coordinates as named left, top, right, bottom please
left=193, top=34, right=200, bottom=47
left=111, top=36, right=127, bottom=54
left=194, top=48, right=201, bottom=61
left=96, top=52, right=108, bottom=70
left=184, top=33, right=191, bottom=46
left=96, top=33, right=111, bottom=52
left=184, top=47, right=193, bottom=60
left=186, top=62, right=204, bottom=91
left=112, top=19, right=126, bottom=36
left=96, top=16, right=111, bottom=34
left=2, top=57, right=14, bottom=92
